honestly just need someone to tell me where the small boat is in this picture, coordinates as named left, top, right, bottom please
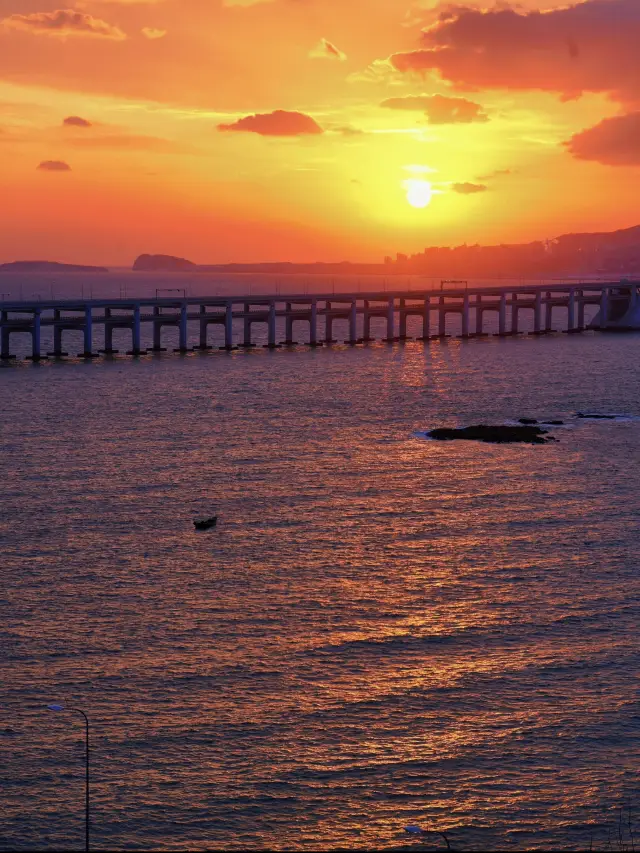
left=194, top=516, right=217, bottom=530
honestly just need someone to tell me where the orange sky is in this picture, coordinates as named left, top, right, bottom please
left=0, top=0, right=638, bottom=264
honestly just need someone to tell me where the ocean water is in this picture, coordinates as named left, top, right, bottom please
left=2, top=308, right=640, bottom=850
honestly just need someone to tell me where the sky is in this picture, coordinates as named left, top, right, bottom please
left=0, top=0, right=638, bottom=264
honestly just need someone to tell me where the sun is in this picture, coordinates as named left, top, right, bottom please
left=404, top=179, right=433, bottom=209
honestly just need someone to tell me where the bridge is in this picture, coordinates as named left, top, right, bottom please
left=1, top=280, right=639, bottom=362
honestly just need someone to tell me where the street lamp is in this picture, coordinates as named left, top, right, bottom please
left=48, top=704, right=90, bottom=852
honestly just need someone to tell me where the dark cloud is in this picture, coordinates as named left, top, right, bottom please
left=389, top=0, right=640, bottom=105
left=63, top=116, right=92, bottom=128
left=565, top=112, right=640, bottom=165
left=452, top=182, right=487, bottom=194
left=37, top=160, right=71, bottom=171
left=380, top=94, right=488, bottom=124
left=3, top=10, right=127, bottom=40
left=218, top=110, right=324, bottom=136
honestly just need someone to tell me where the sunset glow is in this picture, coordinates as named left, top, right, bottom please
left=0, top=0, right=639, bottom=264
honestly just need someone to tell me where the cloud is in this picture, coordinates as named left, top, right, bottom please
left=476, top=168, right=512, bottom=180
left=218, top=110, right=324, bottom=136
left=389, top=0, right=640, bottom=105
left=142, top=27, right=167, bottom=39
left=223, top=0, right=275, bottom=6
left=37, top=160, right=71, bottom=171
left=309, top=38, right=347, bottom=61
left=565, top=112, right=640, bottom=165
left=2, top=9, right=127, bottom=40
left=63, top=116, right=92, bottom=128
left=451, top=182, right=487, bottom=194
left=380, top=93, right=488, bottom=123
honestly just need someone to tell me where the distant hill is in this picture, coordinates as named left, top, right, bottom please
left=132, top=225, right=640, bottom=277
left=0, top=261, right=108, bottom=273
left=133, top=254, right=197, bottom=272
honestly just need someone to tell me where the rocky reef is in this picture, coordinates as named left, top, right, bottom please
left=428, top=425, right=554, bottom=444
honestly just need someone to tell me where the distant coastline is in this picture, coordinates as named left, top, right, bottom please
left=0, top=261, right=109, bottom=273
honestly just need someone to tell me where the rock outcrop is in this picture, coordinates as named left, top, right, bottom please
left=428, top=425, right=554, bottom=444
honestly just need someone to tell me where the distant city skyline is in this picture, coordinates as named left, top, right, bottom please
left=1, top=0, right=639, bottom=264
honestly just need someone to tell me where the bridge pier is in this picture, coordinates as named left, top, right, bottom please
left=173, top=303, right=189, bottom=353
left=383, top=297, right=396, bottom=342
left=78, top=306, right=98, bottom=357
left=346, top=300, right=358, bottom=345
left=25, top=309, right=45, bottom=361
left=240, top=303, right=255, bottom=348
left=565, top=289, right=577, bottom=333
left=48, top=310, right=69, bottom=357
left=361, top=300, right=373, bottom=342
left=127, top=304, right=145, bottom=355
left=221, top=302, right=236, bottom=350
left=149, top=307, right=167, bottom=352
left=461, top=295, right=470, bottom=338
left=496, top=293, right=507, bottom=335
left=282, top=302, right=298, bottom=346
left=324, top=302, right=336, bottom=344
left=308, top=300, right=320, bottom=346
left=531, top=292, right=543, bottom=335
left=398, top=298, right=409, bottom=341
left=100, top=308, right=119, bottom=354
left=264, top=302, right=279, bottom=349
left=545, top=293, right=553, bottom=332
left=194, top=306, right=213, bottom=351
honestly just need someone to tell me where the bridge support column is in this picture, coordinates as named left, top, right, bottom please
left=566, top=289, right=576, bottom=332
left=362, top=301, right=373, bottom=342
left=49, top=310, right=68, bottom=357
left=26, top=309, right=44, bottom=361
left=265, top=301, right=278, bottom=349
left=128, top=304, right=144, bottom=355
left=222, top=302, right=236, bottom=350
left=324, top=302, right=335, bottom=344
left=79, top=306, right=97, bottom=357
left=398, top=298, right=408, bottom=340
left=511, top=295, right=519, bottom=335
left=345, top=300, right=358, bottom=345
left=0, top=312, right=13, bottom=360
left=283, top=303, right=296, bottom=345
left=461, top=295, right=470, bottom=337
left=174, top=302, right=189, bottom=352
left=309, top=300, right=319, bottom=346
left=241, top=303, right=254, bottom=348
left=101, top=309, right=118, bottom=354
left=150, top=308, right=166, bottom=352
left=438, top=297, right=447, bottom=337
left=533, top=292, right=542, bottom=334
left=195, top=306, right=212, bottom=351
left=475, top=296, right=484, bottom=336
left=498, top=294, right=507, bottom=335
left=599, top=289, right=609, bottom=329
left=420, top=297, right=431, bottom=340
left=384, top=297, right=395, bottom=342
left=545, top=293, right=553, bottom=332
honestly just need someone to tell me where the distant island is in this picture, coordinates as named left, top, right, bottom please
left=133, top=254, right=197, bottom=272
left=0, top=261, right=108, bottom=273
left=133, top=224, right=640, bottom=277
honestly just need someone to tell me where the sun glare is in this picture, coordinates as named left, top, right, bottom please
left=404, top=179, right=433, bottom=209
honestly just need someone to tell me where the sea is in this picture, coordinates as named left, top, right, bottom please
left=1, top=273, right=639, bottom=851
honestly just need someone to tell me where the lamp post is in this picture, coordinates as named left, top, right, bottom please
left=48, top=704, right=90, bottom=852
